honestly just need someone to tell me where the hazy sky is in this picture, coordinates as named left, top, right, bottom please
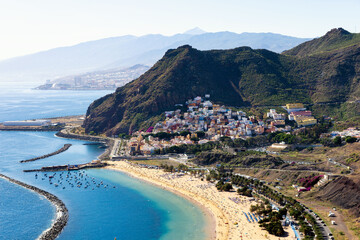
left=0, top=0, right=359, bottom=61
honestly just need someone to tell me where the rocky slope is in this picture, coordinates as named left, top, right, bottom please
left=316, top=176, right=360, bottom=217
left=84, top=28, right=360, bottom=135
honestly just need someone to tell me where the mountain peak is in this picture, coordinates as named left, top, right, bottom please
left=283, top=27, right=358, bottom=57
left=183, top=27, right=206, bottom=35
left=325, top=28, right=351, bottom=37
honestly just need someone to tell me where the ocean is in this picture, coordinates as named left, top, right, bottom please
left=0, top=84, right=207, bottom=240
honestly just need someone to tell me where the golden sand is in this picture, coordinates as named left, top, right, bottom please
left=106, top=161, right=295, bottom=240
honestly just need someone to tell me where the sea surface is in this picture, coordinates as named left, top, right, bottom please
left=0, top=84, right=207, bottom=240
left=0, top=82, right=112, bottom=122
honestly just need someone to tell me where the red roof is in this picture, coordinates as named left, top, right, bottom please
left=291, top=111, right=312, bottom=116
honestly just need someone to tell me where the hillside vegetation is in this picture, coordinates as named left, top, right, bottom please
left=84, top=28, right=360, bottom=135
left=283, top=28, right=360, bottom=57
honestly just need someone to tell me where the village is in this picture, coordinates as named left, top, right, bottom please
left=125, top=95, right=318, bottom=156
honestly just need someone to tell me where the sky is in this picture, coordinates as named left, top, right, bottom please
left=0, top=0, right=359, bottom=61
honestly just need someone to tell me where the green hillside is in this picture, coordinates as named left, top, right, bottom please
left=83, top=28, right=360, bottom=135
left=283, top=28, right=360, bottom=57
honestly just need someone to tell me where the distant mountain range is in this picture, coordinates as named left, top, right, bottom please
left=83, top=28, right=360, bottom=135
left=0, top=28, right=311, bottom=83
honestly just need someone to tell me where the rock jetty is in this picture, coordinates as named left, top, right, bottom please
left=0, top=174, right=68, bottom=240
left=23, top=162, right=108, bottom=172
left=55, top=130, right=112, bottom=160
left=20, top=144, right=72, bottom=163
left=56, top=130, right=105, bottom=142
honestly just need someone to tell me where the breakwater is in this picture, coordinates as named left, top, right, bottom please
left=0, top=174, right=68, bottom=240
left=0, top=127, right=63, bottom=132
left=55, top=130, right=113, bottom=160
left=20, top=144, right=72, bottom=163
left=55, top=130, right=106, bottom=143
left=23, top=162, right=108, bottom=172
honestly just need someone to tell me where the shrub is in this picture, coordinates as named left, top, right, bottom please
left=333, top=136, right=342, bottom=146
left=345, top=136, right=357, bottom=143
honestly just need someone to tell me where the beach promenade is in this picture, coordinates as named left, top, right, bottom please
left=106, top=161, right=296, bottom=240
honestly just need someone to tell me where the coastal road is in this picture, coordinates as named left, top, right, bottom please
left=256, top=190, right=333, bottom=239
left=234, top=167, right=333, bottom=175
left=304, top=208, right=333, bottom=240
left=110, top=139, right=121, bottom=159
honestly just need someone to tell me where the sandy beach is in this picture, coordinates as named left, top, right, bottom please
left=106, top=161, right=295, bottom=240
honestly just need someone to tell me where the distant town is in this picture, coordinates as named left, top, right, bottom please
left=36, top=65, right=149, bottom=90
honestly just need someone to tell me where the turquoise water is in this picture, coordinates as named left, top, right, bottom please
left=0, top=87, right=208, bottom=240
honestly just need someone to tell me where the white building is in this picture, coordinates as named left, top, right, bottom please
left=3, top=120, right=51, bottom=126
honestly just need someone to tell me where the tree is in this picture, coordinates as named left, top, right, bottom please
left=180, top=130, right=191, bottom=137
left=206, top=175, right=211, bottom=181
left=234, top=138, right=248, bottom=147
left=216, top=180, right=224, bottom=190
left=320, top=137, right=333, bottom=147
left=345, top=136, right=357, bottom=143
left=222, top=183, right=233, bottom=191
left=196, top=131, right=206, bottom=138
left=191, top=136, right=199, bottom=142
left=177, top=164, right=188, bottom=171
left=333, top=136, right=342, bottom=146
left=278, top=207, right=287, bottom=217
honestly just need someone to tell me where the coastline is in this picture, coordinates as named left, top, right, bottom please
left=107, top=165, right=218, bottom=240
left=0, top=174, right=68, bottom=240
left=105, top=162, right=219, bottom=240
left=105, top=160, right=296, bottom=240
left=55, top=130, right=113, bottom=160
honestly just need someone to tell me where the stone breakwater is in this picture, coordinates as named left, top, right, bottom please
left=20, top=144, right=72, bottom=163
left=0, top=174, right=68, bottom=240
left=23, top=162, right=108, bottom=172
left=0, top=127, right=63, bottom=131
left=55, top=130, right=113, bottom=160
left=55, top=130, right=106, bottom=142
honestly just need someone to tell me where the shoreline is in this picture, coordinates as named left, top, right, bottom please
left=55, top=130, right=113, bottom=160
left=3, top=128, right=294, bottom=239
left=105, top=160, right=296, bottom=240
left=0, top=174, right=68, bottom=240
left=105, top=162, right=219, bottom=240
